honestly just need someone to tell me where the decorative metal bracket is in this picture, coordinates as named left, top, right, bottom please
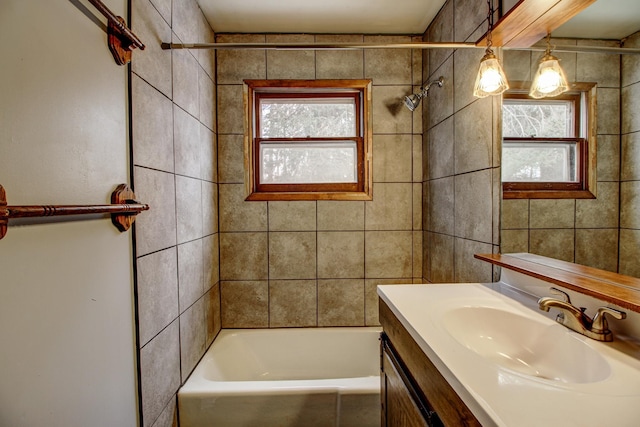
left=0, top=184, right=149, bottom=240
left=87, top=0, right=145, bottom=66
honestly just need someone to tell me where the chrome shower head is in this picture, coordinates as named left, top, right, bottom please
left=403, top=76, right=445, bottom=111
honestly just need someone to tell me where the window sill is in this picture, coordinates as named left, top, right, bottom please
left=502, top=189, right=596, bottom=199
left=245, top=191, right=373, bottom=202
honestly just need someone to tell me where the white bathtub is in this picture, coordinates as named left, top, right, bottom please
left=178, top=327, right=382, bottom=427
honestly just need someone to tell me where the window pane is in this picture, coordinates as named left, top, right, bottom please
left=260, top=141, right=357, bottom=184
left=502, top=141, right=578, bottom=182
left=503, top=100, right=574, bottom=138
left=260, top=98, right=356, bottom=138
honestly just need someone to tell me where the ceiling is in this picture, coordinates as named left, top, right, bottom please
left=196, top=0, right=640, bottom=41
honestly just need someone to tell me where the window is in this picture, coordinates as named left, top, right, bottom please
left=502, top=82, right=596, bottom=199
left=244, top=79, right=373, bottom=201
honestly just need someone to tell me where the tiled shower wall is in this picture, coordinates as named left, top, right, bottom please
left=216, top=34, right=425, bottom=327
left=501, top=33, right=640, bottom=278
left=620, top=31, right=640, bottom=277
left=422, top=0, right=502, bottom=284
left=130, top=0, right=220, bottom=426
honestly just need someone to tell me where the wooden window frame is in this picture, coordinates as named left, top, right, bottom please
left=502, top=82, right=597, bottom=199
left=243, top=79, right=373, bottom=201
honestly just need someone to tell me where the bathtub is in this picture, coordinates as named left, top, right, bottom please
left=178, top=327, right=382, bottom=427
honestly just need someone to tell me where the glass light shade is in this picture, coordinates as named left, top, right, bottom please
left=529, top=54, right=569, bottom=99
left=473, top=50, right=509, bottom=98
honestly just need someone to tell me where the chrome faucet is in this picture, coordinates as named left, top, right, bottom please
left=537, top=287, right=626, bottom=342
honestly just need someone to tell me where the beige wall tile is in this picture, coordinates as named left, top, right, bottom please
left=364, top=35, right=412, bottom=85
left=198, top=68, right=216, bottom=131
left=373, top=134, right=413, bottom=183
left=426, top=0, right=453, bottom=72
left=576, top=182, right=619, bottom=228
left=413, top=183, right=422, bottom=230
left=318, top=279, right=365, bottom=326
left=316, top=35, right=364, bottom=79
left=622, top=131, right=640, bottom=181
left=179, top=298, right=205, bottom=382
left=268, top=201, right=316, bottom=231
left=413, top=230, right=423, bottom=278
left=529, top=199, right=576, bottom=229
left=203, top=234, right=220, bottom=291
left=503, top=50, right=533, bottom=82
left=453, top=48, right=485, bottom=112
left=217, top=84, right=244, bottom=134
left=428, top=116, right=454, bottom=179
left=202, top=181, right=218, bottom=235
left=413, top=134, right=423, bottom=182
left=454, top=169, right=493, bottom=243
left=429, top=177, right=454, bottom=234
left=501, top=199, right=529, bottom=230
left=220, top=281, right=268, bottom=328
left=200, top=124, right=216, bottom=183
left=622, top=82, right=640, bottom=134
left=217, top=134, right=244, bottom=183
left=205, top=283, right=221, bottom=346
left=453, top=0, right=485, bottom=42
left=454, top=238, right=493, bottom=283
left=177, top=239, right=204, bottom=312
left=219, top=184, right=267, bottom=232
left=597, top=135, right=621, bottom=182
left=269, top=232, right=317, bottom=279
left=365, top=231, right=413, bottom=278
left=219, top=232, right=268, bottom=280
left=131, top=0, right=172, bottom=98
left=136, top=248, right=179, bottom=347
left=500, top=229, right=529, bottom=253
left=317, top=201, right=364, bottom=231
left=429, top=233, right=454, bottom=283
left=454, top=98, right=493, bottom=174
left=529, top=229, right=575, bottom=262
left=622, top=32, right=640, bottom=86
left=174, top=106, right=201, bottom=178
left=576, top=40, right=620, bottom=88
left=131, top=75, right=174, bottom=173
left=620, top=181, right=640, bottom=229
left=371, top=85, right=412, bottom=134
left=139, top=320, right=180, bottom=427
left=134, top=167, right=177, bottom=256
left=598, top=88, right=621, bottom=135
left=176, top=175, right=203, bottom=243
left=365, top=280, right=412, bottom=325
left=317, top=231, right=364, bottom=279
left=575, top=229, right=619, bottom=272
left=619, top=229, right=640, bottom=278
left=172, top=49, right=199, bottom=117
left=266, top=34, right=316, bottom=80
left=365, top=183, right=413, bottom=230
left=426, top=57, right=454, bottom=128
left=216, top=34, right=267, bottom=84
left=269, top=280, right=317, bottom=327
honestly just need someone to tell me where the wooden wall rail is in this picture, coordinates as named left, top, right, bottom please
left=0, top=184, right=149, bottom=239
left=86, top=0, right=145, bottom=65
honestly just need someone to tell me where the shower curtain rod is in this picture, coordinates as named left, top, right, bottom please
left=160, top=41, right=640, bottom=55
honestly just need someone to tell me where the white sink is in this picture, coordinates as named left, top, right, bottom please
left=441, top=306, right=611, bottom=383
left=377, top=283, right=640, bottom=427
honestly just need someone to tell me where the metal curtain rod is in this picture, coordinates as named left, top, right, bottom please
left=160, top=41, right=640, bottom=55
left=0, top=184, right=149, bottom=239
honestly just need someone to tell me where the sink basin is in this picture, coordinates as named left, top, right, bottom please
left=442, top=306, right=611, bottom=384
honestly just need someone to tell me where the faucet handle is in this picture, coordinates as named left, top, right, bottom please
left=591, top=307, right=626, bottom=333
left=549, top=287, right=571, bottom=304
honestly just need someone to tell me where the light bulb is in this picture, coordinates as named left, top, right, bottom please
left=529, top=55, right=569, bottom=99
left=473, top=50, right=509, bottom=98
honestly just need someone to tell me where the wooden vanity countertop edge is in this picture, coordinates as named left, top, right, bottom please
left=475, top=253, right=640, bottom=313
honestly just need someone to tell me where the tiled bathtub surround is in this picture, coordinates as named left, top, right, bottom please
left=422, top=0, right=502, bottom=285
left=501, top=34, right=640, bottom=278
left=131, top=0, right=220, bottom=426
left=217, top=33, right=425, bottom=328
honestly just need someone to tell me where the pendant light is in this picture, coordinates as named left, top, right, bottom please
left=473, top=0, right=509, bottom=98
left=529, top=34, right=570, bottom=98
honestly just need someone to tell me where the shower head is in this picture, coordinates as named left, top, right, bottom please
left=403, top=76, right=445, bottom=111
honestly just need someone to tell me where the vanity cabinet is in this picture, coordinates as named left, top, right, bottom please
left=379, top=300, right=481, bottom=427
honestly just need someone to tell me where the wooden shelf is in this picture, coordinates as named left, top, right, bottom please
left=476, top=0, right=597, bottom=48
left=475, top=253, right=640, bottom=313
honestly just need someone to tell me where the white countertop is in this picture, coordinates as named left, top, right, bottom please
left=377, top=283, right=640, bottom=427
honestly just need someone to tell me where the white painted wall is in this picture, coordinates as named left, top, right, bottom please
left=0, top=1, right=138, bottom=426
